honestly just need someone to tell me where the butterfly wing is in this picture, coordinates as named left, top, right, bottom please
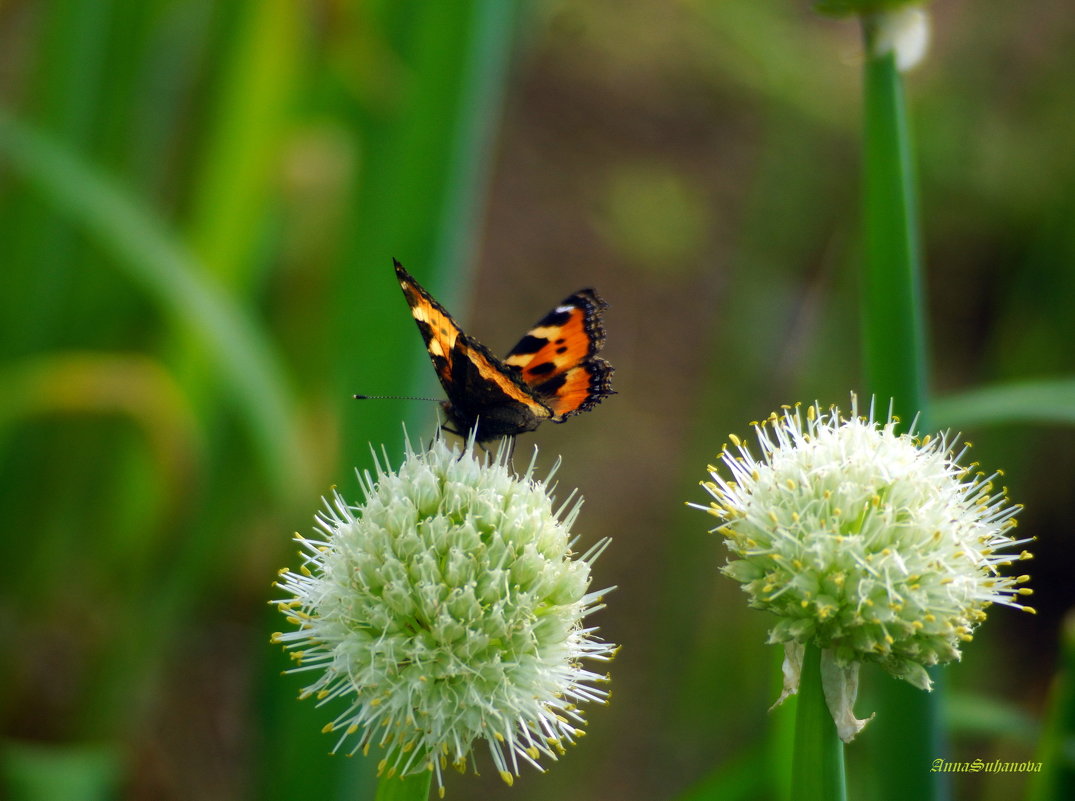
left=394, top=260, right=553, bottom=439
left=503, top=288, right=615, bottom=421
left=394, top=259, right=463, bottom=395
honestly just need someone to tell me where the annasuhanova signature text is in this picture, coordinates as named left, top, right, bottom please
left=931, top=758, right=1042, bottom=773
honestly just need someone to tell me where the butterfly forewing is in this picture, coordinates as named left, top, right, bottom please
left=395, top=262, right=460, bottom=393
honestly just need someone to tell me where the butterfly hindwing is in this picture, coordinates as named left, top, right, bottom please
left=505, top=289, right=614, bottom=420
left=532, top=361, right=614, bottom=420
left=393, top=259, right=613, bottom=441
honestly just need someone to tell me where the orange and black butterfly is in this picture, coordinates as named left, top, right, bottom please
left=391, top=259, right=614, bottom=443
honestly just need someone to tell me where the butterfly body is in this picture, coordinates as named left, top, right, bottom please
left=393, top=260, right=614, bottom=442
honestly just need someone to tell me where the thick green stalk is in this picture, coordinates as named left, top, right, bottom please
left=791, top=645, right=847, bottom=801
left=860, top=22, right=928, bottom=426
left=166, top=0, right=303, bottom=436
left=184, top=0, right=299, bottom=286
left=859, top=15, right=940, bottom=801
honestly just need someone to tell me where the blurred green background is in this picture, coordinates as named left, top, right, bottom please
left=1, top=1, right=1073, bottom=799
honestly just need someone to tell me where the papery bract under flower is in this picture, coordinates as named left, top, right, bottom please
left=273, top=437, right=615, bottom=793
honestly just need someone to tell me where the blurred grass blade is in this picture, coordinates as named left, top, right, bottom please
left=0, top=352, right=202, bottom=478
left=334, top=0, right=520, bottom=454
left=0, top=741, right=121, bottom=801
left=945, top=691, right=1039, bottom=743
left=0, top=0, right=113, bottom=356
left=932, top=379, right=1075, bottom=429
left=186, top=0, right=301, bottom=284
left=0, top=109, right=311, bottom=502
left=0, top=352, right=202, bottom=594
left=670, top=747, right=767, bottom=801
left=1029, top=611, right=1075, bottom=801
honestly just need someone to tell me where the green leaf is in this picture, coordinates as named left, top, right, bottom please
left=671, top=747, right=767, bottom=801
left=932, top=379, right=1075, bottom=429
left=1029, top=612, right=1075, bottom=801
left=0, top=741, right=121, bottom=801
left=0, top=108, right=312, bottom=503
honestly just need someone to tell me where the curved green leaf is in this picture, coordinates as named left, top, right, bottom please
left=0, top=108, right=311, bottom=502
left=932, top=379, right=1075, bottom=429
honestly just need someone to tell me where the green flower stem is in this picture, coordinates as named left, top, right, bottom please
left=860, top=18, right=928, bottom=427
left=791, top=644, right=847, bottom=801
left=374, top=769, right=432, bottom=801
left=859, top=15, right=940, bottom=801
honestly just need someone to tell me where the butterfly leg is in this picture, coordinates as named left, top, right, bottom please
left=434, top=423, right=475, bottom=459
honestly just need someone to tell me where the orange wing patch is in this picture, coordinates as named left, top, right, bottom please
left=505, top=288, right=613, bottom=419
left=395, top=261, right=461, bottom=384
left=504, top=304, right=594, bottom=383
left=537, top=364, right=608, bottom=419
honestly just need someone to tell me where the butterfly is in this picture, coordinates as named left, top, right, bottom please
left=391, top=259, right=614, bottom=443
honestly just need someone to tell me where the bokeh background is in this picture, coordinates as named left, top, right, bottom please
left=2, top=1, right=1073, bottom=799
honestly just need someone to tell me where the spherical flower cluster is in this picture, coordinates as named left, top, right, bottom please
left=695, top=398, right=1032, bottom=697
left=273, top=437, right=615, bottom=794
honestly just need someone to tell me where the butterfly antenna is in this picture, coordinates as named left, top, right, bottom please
left=353, top=394, right=442, bottom=402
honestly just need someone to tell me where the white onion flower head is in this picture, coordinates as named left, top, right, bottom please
left=273, top=436, right=615, bottom=794
left=813, top=1, right=931, bottom=72
left=871, top=5, right=931, bottom=72
left=693, top=397, right=1032, bottom=739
